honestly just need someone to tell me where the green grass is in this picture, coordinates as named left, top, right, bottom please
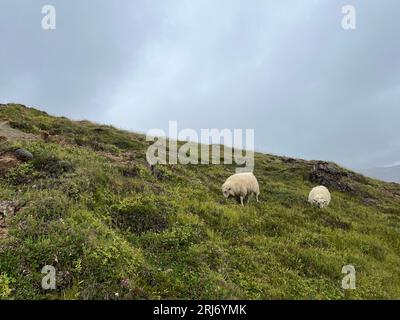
left=0, top=103, right=399, bottom=299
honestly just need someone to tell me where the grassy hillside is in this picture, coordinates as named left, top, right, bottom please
left=0, top=103, right=399, bottom=300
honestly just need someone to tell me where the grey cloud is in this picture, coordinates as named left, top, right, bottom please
left=1, top=0, right=399, bottom=169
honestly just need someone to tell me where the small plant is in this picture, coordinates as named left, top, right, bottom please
left=110, top=197, right=171, bottom=235
left=0, top=273, right=15, bottom=299
left=5, top=163, right=38, bottom=185
left=32, top=154, right=74, bottom=178
left=8, top=120, right=37, bottom=133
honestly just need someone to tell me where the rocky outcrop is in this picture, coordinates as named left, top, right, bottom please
left=309, top=161, right=379, bottom=205
left=309, top=161, right=363, bottom=193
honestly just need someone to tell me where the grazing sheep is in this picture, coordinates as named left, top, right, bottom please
left=308, top=185, right=331, bottom=208
left=222, top=172, right=260, bottom=206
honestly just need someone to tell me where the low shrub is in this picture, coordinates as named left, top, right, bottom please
left=110, top=197, right=174, bottom=235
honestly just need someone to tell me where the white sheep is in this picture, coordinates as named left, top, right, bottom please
left=222, top=172, right=260, bottom=206
left=308, top=185, right=331, bottom=208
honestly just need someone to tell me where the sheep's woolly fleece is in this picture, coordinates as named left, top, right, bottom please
left=308, top=185, right=331, bottom=208
left=222, top=172, right=260, bottom=206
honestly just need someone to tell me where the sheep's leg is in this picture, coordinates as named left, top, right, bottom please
left=256, top=193, right=259, bottom=202
left=240, top=196, right=244, bottom=206
left=235, top=195, right=241, bottom=204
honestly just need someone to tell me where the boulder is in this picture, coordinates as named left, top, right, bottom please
left=14, top=148, right=33, bottom=161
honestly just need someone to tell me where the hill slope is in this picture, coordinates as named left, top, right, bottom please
left=0, top=103, right=399, bottom=300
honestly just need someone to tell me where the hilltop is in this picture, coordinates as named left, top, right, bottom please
left=0, top=103, right=399, bottom=299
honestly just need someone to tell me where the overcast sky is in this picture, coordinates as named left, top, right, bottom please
left=1, top=0, right=399, bottom=170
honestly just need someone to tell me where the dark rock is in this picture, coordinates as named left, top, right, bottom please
left=14, top=148, right=33, bottom=161
left=309, top=161, right=359, bottom=193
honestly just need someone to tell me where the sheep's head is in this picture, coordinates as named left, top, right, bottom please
left=319, top=200, right=329, bottom=208
left=222, top=183, right=234, bottom=198
left=313, top=196, right=329, bottom=208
